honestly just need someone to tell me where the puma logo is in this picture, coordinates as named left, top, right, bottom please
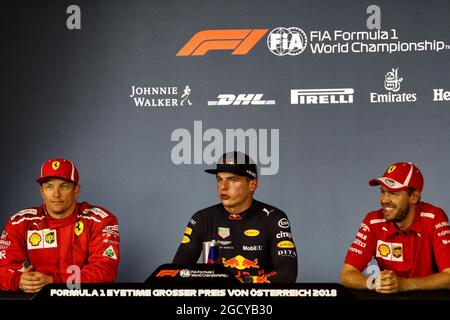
left=263, top=208, right=274, bottom=216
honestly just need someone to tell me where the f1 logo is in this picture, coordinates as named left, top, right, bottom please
left=155, top=270, right=180, bottom=277
left=177, top=29, right=268, bottom=56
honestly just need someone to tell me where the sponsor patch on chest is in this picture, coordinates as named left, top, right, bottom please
left=218, top=227, right=230, bottom=239
left=376, top=240, right=403, bottom=262
left=244, top=229, right=260, bottom=237
left=27, top=229, right=58, bottom=250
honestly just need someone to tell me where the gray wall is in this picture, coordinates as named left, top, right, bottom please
left=1, top=0, right=450, bottom=282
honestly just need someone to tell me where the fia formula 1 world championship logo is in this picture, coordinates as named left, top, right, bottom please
left=177, top=27, right=307, bottom=56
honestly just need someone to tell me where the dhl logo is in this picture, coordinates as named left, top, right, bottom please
left=156, top=270, right=180, bottom=277
left=177, top=29, right=268, bottom=56
left=222, top=255, right=259, bottom=270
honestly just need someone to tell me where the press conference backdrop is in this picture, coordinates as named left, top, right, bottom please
left=1, top=0, right=449, bottom=282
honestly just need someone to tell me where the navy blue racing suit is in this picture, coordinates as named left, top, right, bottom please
left=173, top=200, right=298, bottom=283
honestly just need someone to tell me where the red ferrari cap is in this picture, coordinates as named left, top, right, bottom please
left=369, top=162, right=423, bottom=192
left=36, top=158, right=79, bottom=184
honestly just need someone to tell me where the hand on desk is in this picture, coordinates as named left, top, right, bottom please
left=19, top=265, right=53, bottom=293
left=375, top=270, right=405, bottom=294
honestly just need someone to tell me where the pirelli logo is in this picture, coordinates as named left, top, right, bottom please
left=177, top=29, right=268, bottom=56
left=291, top=88, right=354, bottom=105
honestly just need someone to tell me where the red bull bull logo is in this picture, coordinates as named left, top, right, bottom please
left=252, top=275, right=270, bottom=283
left=228, top=212, right=242, bottom=220
left=222, top=255, right=259, bottom=270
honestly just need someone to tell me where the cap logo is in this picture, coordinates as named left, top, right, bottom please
left=52, top=161, right=60, bottom=171
left=384, top=178, right=395, bottom=187
left=246, top=170, right=256, bottom=178
left=224, top=160, right=236, bottom=165
left=387, top=165, right=396, bottom=173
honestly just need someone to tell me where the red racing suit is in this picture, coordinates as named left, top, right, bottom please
left=0, top=201, right=120, bottom=290
left=344, top=202, right=450, bottom=278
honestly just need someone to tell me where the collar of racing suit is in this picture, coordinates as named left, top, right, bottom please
left=385, top=201, right=423, bottom=236
left=223, top=200, right=256, bottom=221
left=42, top=203, right=80, bottom=228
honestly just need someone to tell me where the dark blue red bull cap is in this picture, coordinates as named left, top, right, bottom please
left=205, top=151, right=258, bottom=180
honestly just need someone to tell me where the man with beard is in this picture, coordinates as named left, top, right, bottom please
left=340, top=162, right=450, bottom=293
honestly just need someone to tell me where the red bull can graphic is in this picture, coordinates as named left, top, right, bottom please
left=202, top=240, right=220, bottom=264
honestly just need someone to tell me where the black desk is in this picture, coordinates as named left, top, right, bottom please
left=350, top=289, right=450, bottom=300
left=0, top=291, right=34, bottom=301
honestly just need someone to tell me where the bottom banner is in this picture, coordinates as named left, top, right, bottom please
left=1, top=264, right=449, bottom=317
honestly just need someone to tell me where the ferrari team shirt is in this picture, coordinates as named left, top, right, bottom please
left=345, top=202, right=450, bottom=278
